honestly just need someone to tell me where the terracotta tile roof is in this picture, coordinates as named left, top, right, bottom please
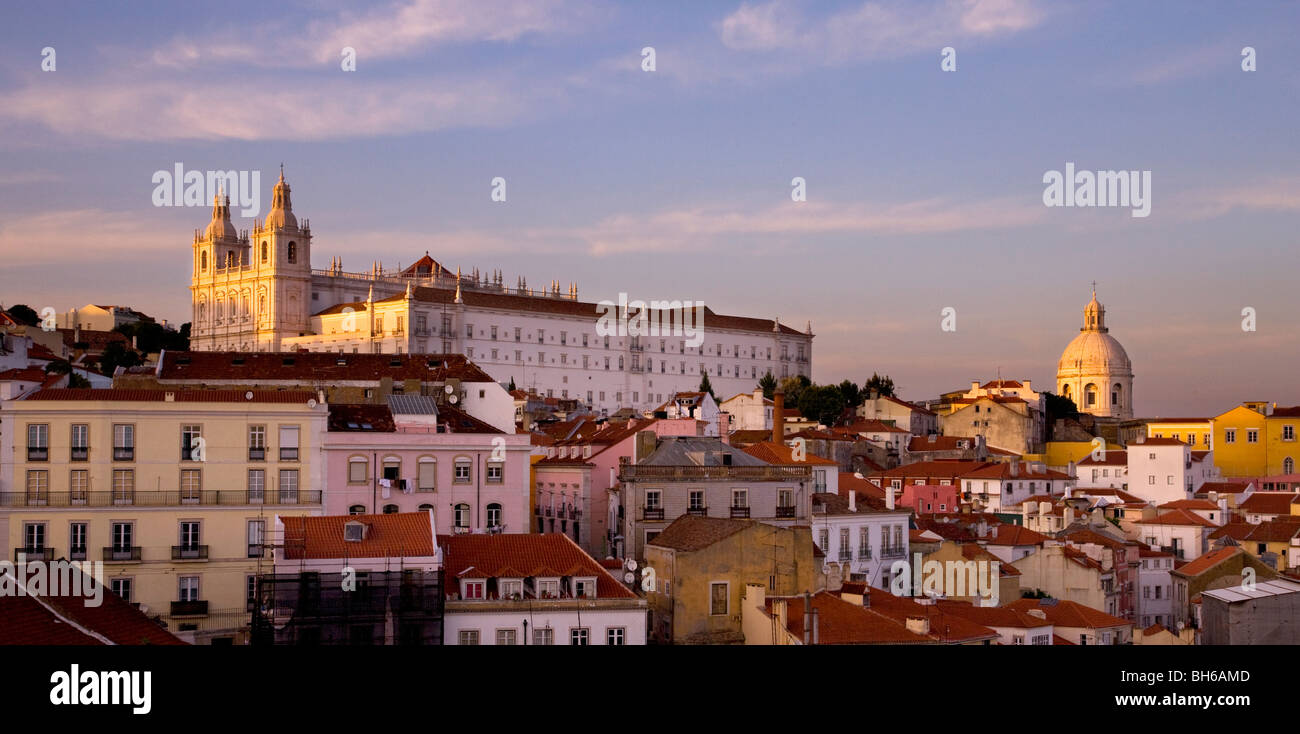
left=1060, top=527, right=1128, bottom=550
left=728, top=429, right=776, bottom=447
left=438, top=402, right=506, bottom=434
left=856, top=589, right=999, bottom=643
left=913, top=517, right=977, bottom=543
left=328, top=403, right=397, bottom=432
left=1128, top=436, right=1190, bottom=447
left=1136, top=509, right=1219, bottom=528
left=25, top=388, right=317, bottom=403
left=1077, top=487, right=1144, bottom=504
left=1208, top=522, right=1254, bottom=541
left=0, top=367, right=50, bottom=382
left=1158, top=499, right=1220, bottom=511
left=988, top=524, right=1049, bottom=546
left=842, top=419, right=909, bottom=434
left=158, top=350, right=495, bottom=383
left=646, top=515, right=754, bottom=551
left=1238, top=492, right=1299, bottom=515
left=772, top=592, right=934, bottom=644
left=1143, top=622, right=1170, bottom=635
left=1078, top=450, right=1128, bottom=466
left=875, top=460, right=994, bottom=480
left=441, top=532, right=635, bottom=599
left=1243, top=517, right=1300, bottom=543
left=959, top=543, right=1020, bottom=575
left=812, top=491, right=892, bottom=515
left=742, top=440, right=839, bottom=466
left=1007, top=598, right=1129, bottom=630
left=980, top=379, right=1024, bottom=389
left=0, top=580, right=185, bottom=645
left=961, top=463, right=1072, bottom=480
left=1173, top=546, right=1254, bottom=578
left=1271, top=406, right=1300, bottom=418
left=934, top=600, right=1050, bottom=628
left=1060, top=545, right=1105, bottom=572
left=27, top=342, right=61, bottom=361
left=908, top=435, right=979, bottom=452
left=1052, top=634, right=1075, bottom=645
left=282, top=512, right=436, bottom=560
left=876, top=394, right=936, bottom=415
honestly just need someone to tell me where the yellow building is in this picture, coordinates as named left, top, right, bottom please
left=1265, top=407, right=1300, bottom=476
left=1212, top=403, right=1272, bottom=478
left=1146, top=418, right=1213, bottom=451
left=2, top=388, right=327, bottom=643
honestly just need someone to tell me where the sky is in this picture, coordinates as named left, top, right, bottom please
left=0, top=0, right=1297, bottom=417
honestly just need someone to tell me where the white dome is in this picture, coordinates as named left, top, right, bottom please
left=1057, top=330, right=1131, bottom=376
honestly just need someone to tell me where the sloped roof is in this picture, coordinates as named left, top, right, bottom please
left=158, top=350, right=495, bottom=383
left=1007, top=598, right=1129, bottom=630
left=282, top=512, right=436, bottom=560
left=646, top=515, right=755, bottom=551
left=0, top=579, right=185, bottom=646
left=441, top=533, right=635, bottom=599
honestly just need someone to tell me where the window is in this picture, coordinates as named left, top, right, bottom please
left=248, top=425, right=266, bottom=460
left=533, top=628, right=554, bottom=645
left=574, top=578, right=596, bottom=598
left=819, top=528, right=829, bottom=552
left=69, top=523, right=87, bottom=560
left=23, top=522, right=46, bottom=552
left=1225, top=429, right=1236, bottom=444
left=348, top=457, right=368, bottom=483
left=417, top=458, right=436, bottom=491
left=496, top=629, right=517, bottom=645
left=458, top=630, right=479, bottom=645
left=70, top=424, right=88, bottom=461
left=536, top=578, right=560, bottom=598
left=287, top=241, right=297, bottom=263
left=486, top=503, right=502, bottom=529
left=454, top=503, right=470, bottom=529
left=110, top=578, right=132, bottom=602
left=710, top=582, right=729, bottom=615
left=499, top=580, right=522, bottom=599
left=181, top=425, right=201, bottom=461
left=1247, top=429, right=1259, bottom=444
left=1285, top=426, right=1296, bottom=441
left=454, top=458, right=472, bottom=483
left=178, top=576, right=199, bottom=601
left=248, top=469, right=265, bottom=502
left=278, top=469, right=298, bottom=503
left=113, top=424, right=134, bottom=460
left=180, top=521, right=201, bottom=551
left=247, top=520, right=264, bottom=558
left=27, top=424, right=48, bottom=461
left=383, top=504, right=399, bottom=514
left=570, top=628, right=590, bottom=645
left=462, top=580, right=485, bottom=599
left=486, top=461, right=503, bottom=483
left=112, top=469, right=134, bottom=503
left=349, top=504, right=366, bottom=515
left=279, top=426, right=300, bottom=461
left=606, top=628, right=626, bottom=645
left=25, top=470, right=48, bottom=504
left=689, top=490, right=704, bottom=510
left=180, top=468, right=202, bottom=502
left=731, top=488, right=748, bottom=508
left=1286, top=457, right=1295, bottom=474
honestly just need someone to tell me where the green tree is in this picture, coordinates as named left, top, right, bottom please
left=757, top=371, right=778, bottom=400
left=777, top=374, right=811, bottom=407
left=863, top=372, right=895, bottom=397
left=837, top=379, right=863, bottom=408
left=68, top=373, right=91, bottom=388
left=6, top=304, right=39, bottom=326
left=698, top=370, right=716, bottom=400
left=798, top=384, right=848, bottom=427
left=98, top=341, right=142, bottom=377
left=507, top=377, right=517, bottom=392
left=44, top=360, right=73, bottom=375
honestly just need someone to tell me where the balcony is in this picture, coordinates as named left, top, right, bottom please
left=70, top=547, right=87, bottom=561
left=14, top=547, right=54, bottom=562
left=113, top=447, right=134, bottom=461
left=2, top=490, right=321, bottom=508
left=70, top=447, right=88, bottom=461
left=621, top=465, right=812, bottom=482
left=642, top=507, right=665, bottom=521
left=858, top=547, right=872, bottom=560
left=687, top=506, right=709, bottom=516
left=280, top=448, right=299, bottom=461
left=729, top=506, right=751, bottom=519
left=171, top=545, right=209, bottom=561
left=27, top=447, right=48, bottom=461
left=248, top=447, right=266, bottom=461
left=170, top=600, right=209, bottom=617
left=880, top=546, right=907, bottom=560
left=103, top=546, right=142, bottom=562
left=775, top=505, right=797, bottom=519
left=838, top=549, right=853, bottom=561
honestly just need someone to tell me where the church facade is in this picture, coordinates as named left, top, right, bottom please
left=189, top=172, right=814, bottom=415
left=1056, top=290, right=1134, bottom=420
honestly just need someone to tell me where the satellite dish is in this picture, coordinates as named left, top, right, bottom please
left=449, top=395, right=458, bottom=404
left=623, top=572, right=635, bottom=583
left=245, top=391, right=254, bottom=400
left=307, top=398, right=317, bottom=408
left=444, top=385, right=454, bottom=394
left=625, top=559, right=638, bottom=571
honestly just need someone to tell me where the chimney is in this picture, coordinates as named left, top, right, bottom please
left=848, top=490, right=857, bottom=512
left=802, top=591, right=811, bottom=645
left=811, top=607, right=820, bottom=645
left=634, top=430, right=658, bottom=462
left=719, top=411, right=731, bottom=444
left=886, top=487, right=896, bottom=510
left=772, top=390, right=785, bottom=444
left=1009, top=459, right=1019, bottom=478
left=1064, top=505, right=1075, bottom=526
left=971, top=380, right=980, bottom=392
left=1027, top=608, right=1046, bottom=620
left=905, top=616, right=931, bottom=636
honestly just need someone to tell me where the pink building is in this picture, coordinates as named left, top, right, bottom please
left=897, top=484, right=961, bottom=514
left=534, top=415, right=709, bottom=556
left=322, top=398, right=532, bottom=535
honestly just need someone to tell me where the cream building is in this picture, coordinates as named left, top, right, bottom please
left=186, top=171, right=813, bottom=415
left=1056, top=289, right=1134, bottom=419
left=0, top=388, right=326, bottom=643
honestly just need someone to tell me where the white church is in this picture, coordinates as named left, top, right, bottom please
left=188, top=171, right=814, bottom=414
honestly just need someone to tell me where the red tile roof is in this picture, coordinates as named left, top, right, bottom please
left=934, top=599, right=1051, bottom=629
left=0, top=581, right=185, bottom=645
left=1078, top=450, right=1128, bottom=467
left=441, top=533, right=635, bottom=599
left=25, top=388, right=318, bottom=403
left=1238, top=492, right=1299, bottom=515
left=646, top=515, right=754, bottom=551
left=961, top=463, right=1072, bottom=480
left=282, top=512, right=436, bottom=560
left=1128, top=437, right=1190, bottom=447
left=856, top=589, right=999, bottom=643
left=158, top=350, right=496, bottom=383
left=772, top=592, right=934, bottom=644
left=1157, top=499, right=1220, bottom=511
left=1172, top=547, right=1245, bottom=578
left=742, top=440, right=839, bottom=466
left=988, top=524, right=1050, bottom=546
left=1135, top=509, right=1219, bottom=528
left=908, top=435, right=979, bottom=452
left=1007, top=598, right=1129, bottom=630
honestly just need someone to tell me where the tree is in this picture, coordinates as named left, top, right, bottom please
left=837, top=379, right=863, bottom=408
left=757, top=371, right=778, bottom=400
left=798, top=384, right=847, bottom=427
left=98, top=341, right=141, bottom=377
left=507, top=377, right=517, bottom=392
left=44, top=360, right=72, bottom=375
left=863, top=372, right=895, bottom=398
left=1044, top=391, right=1078, bottom=418
left=698, top=370, right=716, bottom=400
left=6, top=304, right=39, bottom=326
left=777, top=374, right=811, bottom=407
left=68, top=373, right=91, bottom=388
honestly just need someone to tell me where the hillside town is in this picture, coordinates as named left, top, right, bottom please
left=2, top=179, right=1297, bottom=646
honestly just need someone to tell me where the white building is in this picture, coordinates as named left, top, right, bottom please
left=1126, top=437, right=1195, bottom=505
left=187, top=174, right=813, bottom=415
left=811, top=487, right=911, bottom=589
left=721, top=389, right=773, bottom=431
left=1135, top=547, right=1176, bottom=629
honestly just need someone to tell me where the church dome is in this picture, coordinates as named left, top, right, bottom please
left=264, top=168, right=298, bottom=230
left=1057, top=329, right=1131, bottom=375
left=205, top=194, right=238, bottom=241
left=1056, top=288, right=1134, bottom=419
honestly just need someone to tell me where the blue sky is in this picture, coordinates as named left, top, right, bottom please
left=1, top=0, right=1297, bottom=416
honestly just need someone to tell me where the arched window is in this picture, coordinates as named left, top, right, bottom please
left=200, top=251, right=208, bottom=271
left=226, top=251, right=236, bottom=268
left=260, top=241, right=268, bottom=262
left=348, top=504, right=366, bottom=515
left=287, top=241, right=297, bottom=263
left=197, top=301, right=206, bottom=326
left=1285, top=457, right=1295, bottom=475
left=1112, top=383, right=1122, bottom=408
left=1062, top=384, right=1071, bottom=400
left=383, top=504, right=399, bottom=514
left=454, top=503, right=470, bottom=529
left=1084, top=383, right=1098, bottom=408
left=417, top=503, right=433, bottom=512
left=487, top=503, right=502, bottom=529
